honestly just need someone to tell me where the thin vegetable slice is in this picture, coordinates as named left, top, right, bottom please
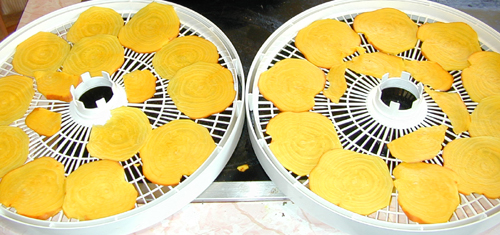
left=34, top=71, right=82, bottom=102
left=0, top=126, right=29, bottom=178
left=443, top=136, right=500, bottom=198
left=266, top=112, right=342, bottom=176
left=63, top=160, right=137, bottom=220
left=461, top=51, right=500, bottom=102
left=310, top=149, right=393, bottom=215
left=123, top=70, right=157, bottom=103
left=404, top=60, right=453, bottom=91
left=0, top=157, right=65, bottom=220
left=167, top=61, right=235, bottom=119
left=25, top=108, right=62, bottom=137
left=388, top=125, right=447, bottom=162
left=152, top=35, right=219, bottom=80
left=424, top=87, right=470, bottom=134
left=87, top=106, right=152, bottom=161
left=140, top=119, right=216, bottom=186
left=118, top=2, right=179, bottom=53
left=323, top=62, right=347, bottom=103
left=346, top=52, right=405, bottom=79
left=0, top=75, right=34, bottom=126
left=67, top=6, right=124, bottom=43
left=12, top=32, right=70, bottom=77
left=394, top=162, right=459, bottom=224
left=258, top=58, right=326, bottom=112
left=469, top=94, right=500, bottom=138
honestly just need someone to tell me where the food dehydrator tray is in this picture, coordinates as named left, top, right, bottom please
left=0, top=1, right=244, bottom=234
left=246, top=0, right=500, bottom=234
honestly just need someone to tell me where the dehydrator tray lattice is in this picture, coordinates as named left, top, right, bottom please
left=0, top=1, right=244, bottom=234
left=246, top=0, right=500, bottom=234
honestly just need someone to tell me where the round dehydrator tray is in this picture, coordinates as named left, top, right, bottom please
left=246, top=0, right=500, bottom=234
left=0, top=1, right=244, bottom=234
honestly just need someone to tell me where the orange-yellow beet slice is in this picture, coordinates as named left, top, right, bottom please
left=167, top=61, right=235, bottom=119
left=152, top=35, right=219, bottom=80
left=140, top=119, right=216, bottom=186
left=258, top=58, right=326, bottom=112
left=0, top=126, right=29, bottom=178
left=323, top=62, right=347, bottom=103
left=295, top=19, right=361, bottom=68
left=67, top=6, right=124, bottom=44
left=25, top=108, right=62, bottom=137
left=394, top=162, right=459, bottom=224
left=87, top=106, right=152, bottom=161
left=123, top=70, right=157, bottom=103
left=266, top=111, right=342, bottom=176
left=12, top=32, right=70, bottom=77
left=63, top=160, right=137, bottom=220
left=424, top=87, right=470, bottom=134
left=443, top=136, right=500, bottom=198
left=469, top=94, right=500, bottom=138
left=346, top=52, right=405, bottom=79
left=310, top=149, right=393, bottom=215
left=353, top=8, right=418, bottom=55
left=118, top=2, right=179, bottom=53
left=461, top=51, right=500, bottom=102
left=0, top=75, right=34, bottom=126
left=388, top=125, right=448, bottom=162
left=404, top=60, right=453, bottom=91
left=417, top=22, right=481, bottom=71
left=34, top=71, right=82, bottom=102
left=0, top=157, right=65, bottom=220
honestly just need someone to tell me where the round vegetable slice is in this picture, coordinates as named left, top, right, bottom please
left=140, top=119, right=216, bottom=186
left=34, top=71, right=82, bottom=102
left=66, top=6, right=124, bottom=43
left=461, top=51, right=500, bottom=102
left=309, top=149, right=393, bottom=215
left=346, top=52, right=405, bottom=79
left=404, top=60, right=453, bottom=91
left=123, top=69, right=157, bottom=103
left=424, top=87, right=470, bottom=134
left=469, top=94, right=500, bottom=138
left=25, top=107, right=62, bottom=137
left=387, top=125, right=448, bottom=162
left=0, top=75, right=34, bottom=126
left=0, top=157, right=65, bottom=220
left=0, top=126, right=29, bottom=178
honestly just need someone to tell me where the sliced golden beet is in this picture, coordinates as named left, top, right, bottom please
left=34, top=71, right=82, bottom=102
left=417, top=22, right=481, bottom=71
left=123, top=70, right=157, bottom=103
left=63, top=160, right=137, bottom=220
left=167, top=61, right=235, bottom=119
left=404, top=60, right=453, bottom=91
left=295, top=19, right=361, bottom=68
left=118, top=2, right=179, bottom=53
left=87, top=106, right=152, bottom=161
left=394, top=162, right=459, bottom=224
left=152, top=35, right=219, bottom=80
left=0, top=157, right=65, bottom=220
left=67, top=6, right=124, bottom=44
left=140, top=119, right=216, bottom=186
left=0, top=126, right=29, bottom=178
left=461, top=51, right=500, bottom=102
left=12, top=32, right=70, bottom=77
left=25, top=108, right=62, bottom=137
left=258, top=58, right=326, bottom=112
left=346, top=52, right=405, bottom=79
left=469, top=94, right=500, bottom=138
left=353, top=8, right=418, bottom=55
left=310, top=149, right=393, bottom=215
left=388, top=125, right=448, bottom=162
left=63, top=34, right=124, bottom=77
left=323, top=62, right=347, bottom=103
left=424, top=87, right=470, bottom=134
left=266, top=111, right=342, bottom=176
left=443, top=136, right=500, bottom=198
left=0, top=75, right=34, bottom=126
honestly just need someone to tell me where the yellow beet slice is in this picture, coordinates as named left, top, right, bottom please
left=417, top=22, right=481, bottom=71
left=87, top=106, right=152, bottom=161
left=461, top=51, right=500, bottom=102
left=152, top=35, right=219, bottom=80
left=266, top=111, right=342, bottom=176
left=346, top=52, right=405, bottom=79
left=443, top=136, right=500, bottom=198
left=123, top=70, right=157, bottom=103
left=167, top=61, right=235, bottom=119
left=258, top=58, right=326, bottom=112
left=140, top=119, right=216, bottom=186
left=469, top=94, right=500, bottom=138
left=67, top=6, right=124, bottom=44
left=0, top=75, right=34, bottom=126
left=25, top=108, right=62, bottom=137
left=394, top=162, right=459, bottom=224
left=12, top=32, right=70, bottom=77
left=63, top=34, right=124, bottom=77
left=0, top=126, right=29, bottom=178
left=310, top=149, right=393, bottom=215
left=63, top=160, right=137, bottom=220
left=388, top=125, right=448, bottom=162
left=295, top=19, right=361, bottom=68
left=34, top=71, right=82, bottom=102
left=0, top=157, right=65, bottom=220
left=323, top=62, right=347, bottom=103
left=404, top=60, right=453, bottom=91
left=424, top=87, right=470, bottom=134
left=118, top=2, right=179, bottom=53
left=353, top=8, right=418, bottom=55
